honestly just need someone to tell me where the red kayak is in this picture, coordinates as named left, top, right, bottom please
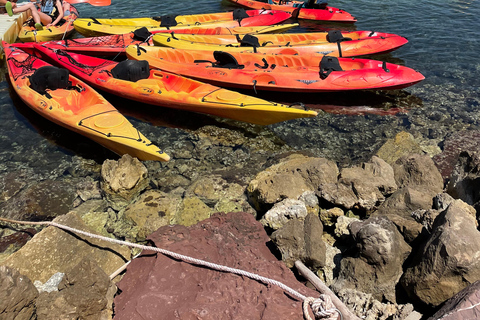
left=226, top=0, right=356, bottom=22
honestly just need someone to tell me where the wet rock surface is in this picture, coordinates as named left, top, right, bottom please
left=114, top=212, right=319, bottom=320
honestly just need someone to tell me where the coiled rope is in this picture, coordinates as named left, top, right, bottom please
left=0, top=217, right=342, bottom=320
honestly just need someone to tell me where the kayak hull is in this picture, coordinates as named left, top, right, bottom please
left=3, top=42, right=169, bottom=161
left=31, top=44, right=318, bottom=125
left=125, top=46, right=425, bottom=92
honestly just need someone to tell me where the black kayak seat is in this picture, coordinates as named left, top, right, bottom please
left=30, top=66, right=71, bottom=95
left=213, top=51, right=244, bottom=69
left=133, top=27, right=153, bottom=42
left=111, top=60, right=150, bottom=82
left=153, top=14, right=178, bottom=28
left=326, top=30, right=352, bottom=43
left=232, top=8, right=249, bottom=22
left=319, top=56, right=342, bottom=79
left=239, top=34, right=260, bottom=48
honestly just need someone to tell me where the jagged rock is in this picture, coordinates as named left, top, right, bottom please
left=334, top=215, right=360, bottom=239
left=376, top=131, right=424, bottom=166
left=333, top=216, right=411, bottom=303
left=318, top=242, right=342, bottom=287
left=427, top=280, right=480, bottom=320
left=446, top=151, right=480, bottom=213
left=0, top=212, right=131, bottom=283
left=114, top=212, right=319, bottom=320
left=298, top=191, right=320, bottom=215
left=335, top=288, right=420, bottom=320
left=0, top=179, right=76, bottom=222
left=271, top=213, right=326, bottom=269
left=320, top=207, right=345, bottom=227
left=174, top=195, right=213, bottom=226
left=433, top=192, right=455, bottom=211
left=401, top=199, right=480, bottom=306
left=0, top=265, right=38, bottom=320
left=101, top=154, right=149, bottom=210
left=411, top=209, right=441, bottom=233
left=247, top=154, right=338, bottom=211
left=36, top=257, right=116, bottom=320
left=260, top=198, right=308, bottom=230
left=393, top=154, right=444, bottom=194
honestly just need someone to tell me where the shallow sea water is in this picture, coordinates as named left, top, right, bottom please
left=0, top=0, right=479, bottom=178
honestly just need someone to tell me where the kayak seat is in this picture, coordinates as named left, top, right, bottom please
left=194, top=51, right=245, bottom=69
left=326, top=30, right=352, bottom=43
left=153, top=14, right=178, bottom=28
left=232, top=8, right=249, bottom=23
left=29, top=66, right=72, bottom=97
left=111, top=60, right=150, bottom=82
left=319, top=56, right=342, bottom=79
left=133, top=27, right=153, bottom=42
left=239, top=34, right=260, bottom=48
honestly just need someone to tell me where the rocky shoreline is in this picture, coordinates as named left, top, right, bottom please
left=1, top=129, right=480, bottom=320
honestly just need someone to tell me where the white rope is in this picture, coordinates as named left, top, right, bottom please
left=0, top=217, right=342, bottom=320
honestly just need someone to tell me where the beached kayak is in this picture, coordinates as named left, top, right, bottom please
left=3, top=42, right=169, bottom=161
left=32, top=44, right=318, bottom=125
left=73, top=9, right=292, bottom=37
left=18, top=5, right=78, bottom=42
left=125, top=46, right=425, bottom=92
left=12, top=24, right=298, bottom=56
left=226, top=0, right=356, bottom=22
left=151, top=32, right=409, bottom=57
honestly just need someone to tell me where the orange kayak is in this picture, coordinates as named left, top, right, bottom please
left=3, top=42, right=169, bottom=161
left=125, top=46, right=425, bottom=92
left=31, top=44, right=318, bottom=125
left=226, top=0, right=356, bottom=22
left=152, top=32, right=409, bottom=57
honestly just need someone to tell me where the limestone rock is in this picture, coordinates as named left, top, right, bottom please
left=36, top=257, right=116, bottom=320
left=260, top=198, right=308, bottom=230
left=0, top=265, right=38, bottom=320
left=401, top=199, right=480, bottom=306
left=427, top=280, right=480, bottom=320
left=334, top=215, right=360, bottom=239
left=376, top=131, right=424, bottom=166
left=248, top=155, right=338, bottom=211
left=101, top=154, right=149, bottom=210
left=333, top=216, right=411, bottom=303
left=1, top=212, right=131, bottom=283
left=114, top=212, right=319, bottom=320
left=320, top=207, right=344, bottom=227
left=271, top=213, right=326, bottom=269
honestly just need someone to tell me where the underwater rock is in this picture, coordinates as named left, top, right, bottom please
left=375, top=131, right=424, bottom=166
left=114, top=212, right=319, bottom=320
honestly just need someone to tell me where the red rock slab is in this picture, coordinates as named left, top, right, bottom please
left=428, top=280, right=480, bottom=320
left=114, top=212, right=319, bottom=320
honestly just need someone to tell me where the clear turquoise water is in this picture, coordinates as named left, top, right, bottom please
left=1, top=0, right=479, bottom=175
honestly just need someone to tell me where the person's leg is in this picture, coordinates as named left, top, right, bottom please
left=63, top=1, right=70, bottom=16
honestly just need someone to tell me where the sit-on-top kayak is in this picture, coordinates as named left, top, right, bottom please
left=125, top=46, right=425, bottom=92
left=73, top=9, right=292, bottom=37
left=3, top=42, right=169, bottom=161
left=226, top=0, right=356, bottom=22
left=18, top=5, right=78, bottom=42
left=32, top=44, right=318, bottom=125
left=151, top=32, right=408, bottom=57
left=11, top=24, right=298, bottom=56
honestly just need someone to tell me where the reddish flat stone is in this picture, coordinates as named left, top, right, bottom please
left=114, top=212, right=319, bottom=320
left=428, top=280, right=480, bottom=320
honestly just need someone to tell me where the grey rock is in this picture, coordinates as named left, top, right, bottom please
left=34, top=272, right=65, bottom=293
left=401, top=199, right=480, bottom=306
left=0, top=265, right=38, bottom=320
left=260, top=198, right=308, bottom=230
left=446, top=151, right=480, bottom=212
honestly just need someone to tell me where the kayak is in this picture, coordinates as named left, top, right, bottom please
left=151, top=32, right=409, bottom=57
left=12, top=24, right=299, bottom=56
left=73, top=9, right=292, bottom=37
left=125, top=46, right=425, bottom=92
left=226, top=0, right=356, bottom=22
left=18, top=5, right=78, bottom=43
left=3, top=42, right=169, bottom=161
left=32, top=44, right=318, bottom=125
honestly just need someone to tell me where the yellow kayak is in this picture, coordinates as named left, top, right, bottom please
left=18, top=6, right=78, bottom=43
left=3, top=42, right=169, bottom=161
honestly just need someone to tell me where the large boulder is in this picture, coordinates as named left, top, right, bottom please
left=392, top=154, right=444, bottom=194
left=247, top=154, right=338, bottom=211
left=0, top=265, right=38, bottom=320
left=114, top=212, right=319, bottom=320
left=0, top=212, right=131, bottom=283
left=36, top=257, right=116, bottom=320
left=401, top=200, right=480, bottom=306
left=332, top=216, right=411, bottom=303
left=446, top=151, right=480, bottom=213
left=271, top=213, right=326, bottom=269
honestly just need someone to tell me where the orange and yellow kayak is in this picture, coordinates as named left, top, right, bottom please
left=73, top=10, right=292, bottom=37
left=125, top=46, right=425, bottom=92
left=3, top=42, right=169, bottom=161
left=31, top=44, right=318, bottom=125
left=152, top=32, right=409, bottom=57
